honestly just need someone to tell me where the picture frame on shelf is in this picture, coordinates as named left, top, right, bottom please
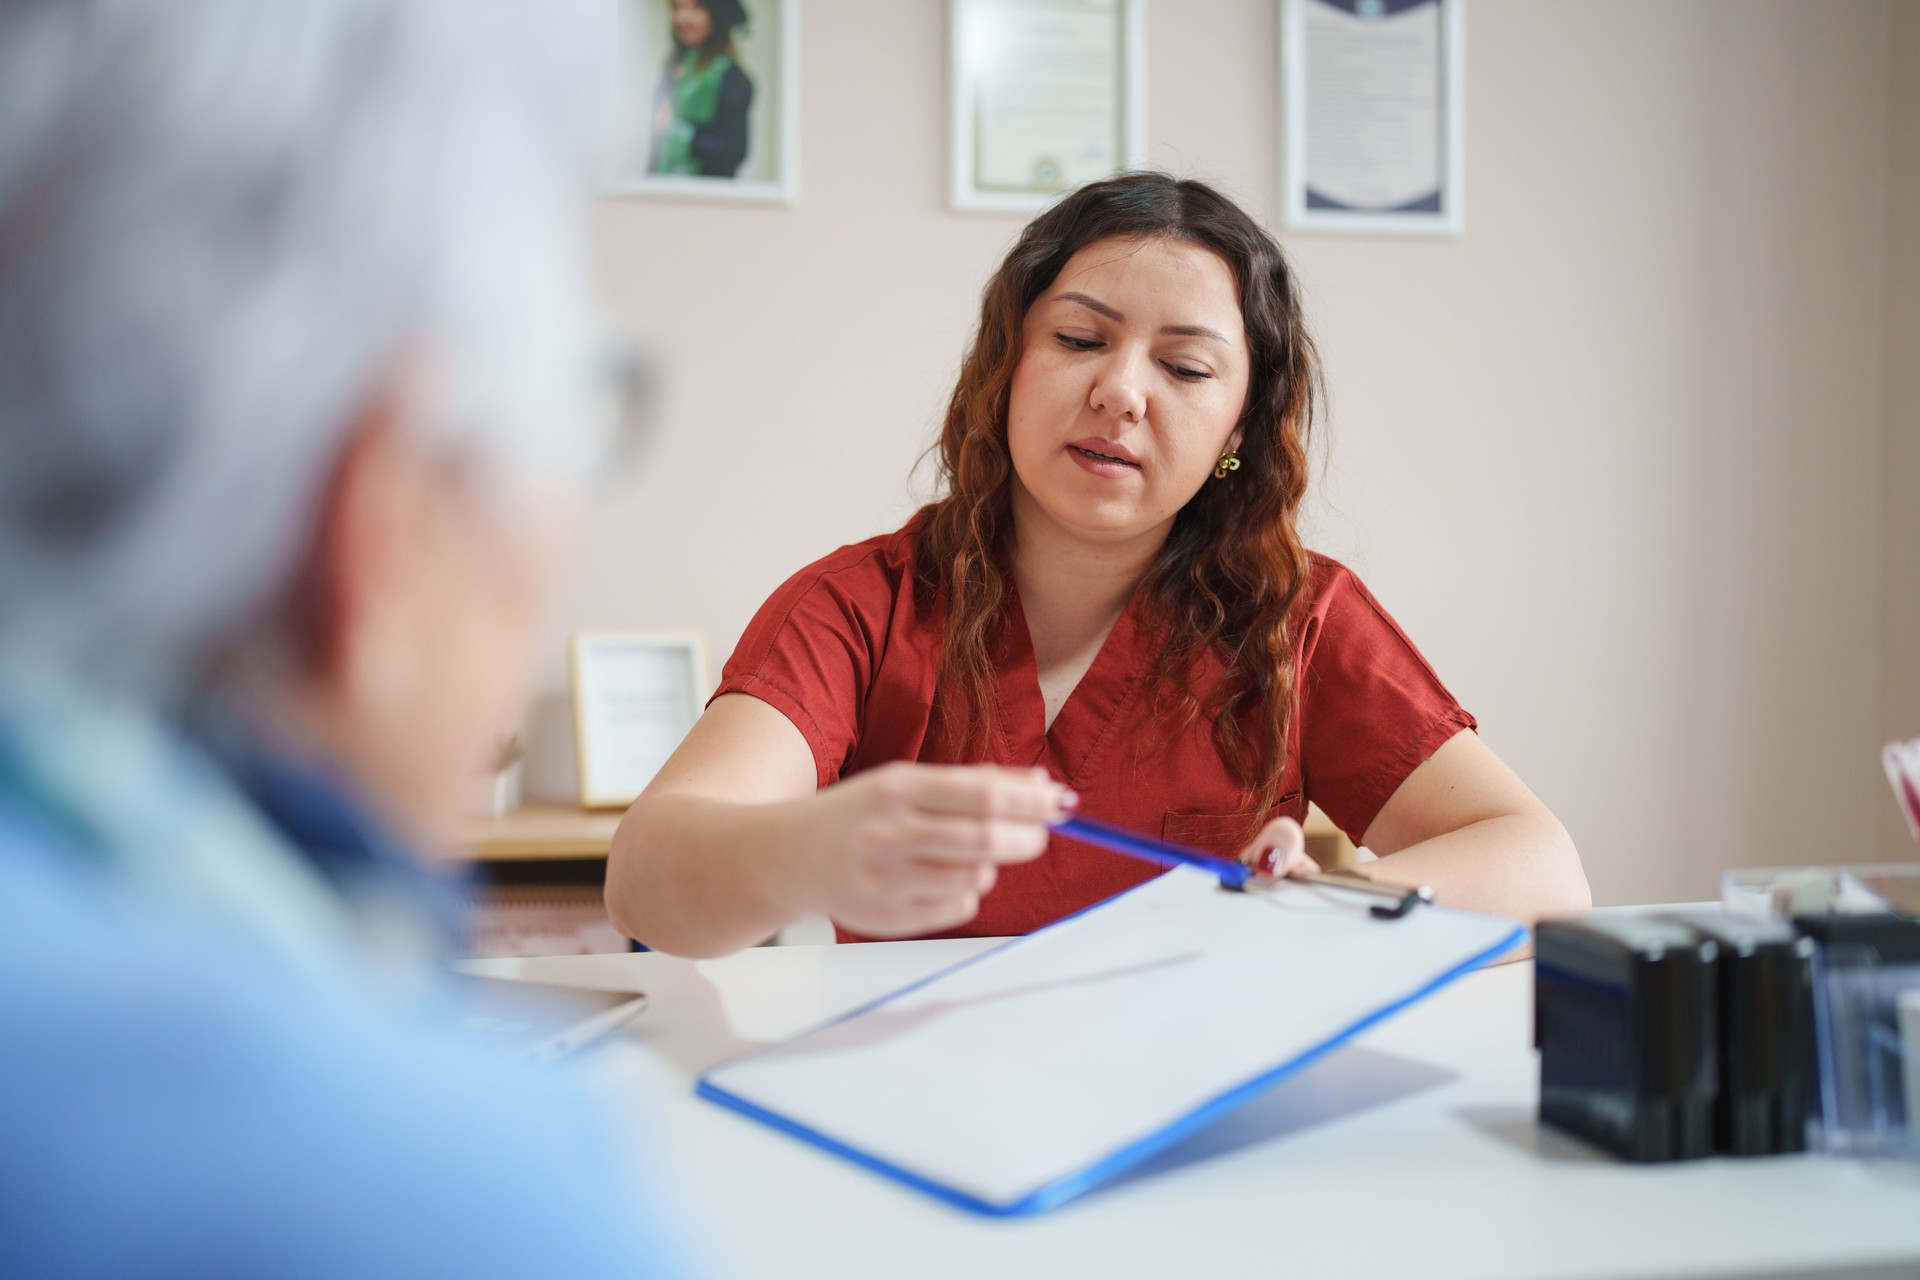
left=605, top=0, right=800, bottom=204
left=569, top=631, right=709, bottom=809
left=948, top=0, right=1146, bottom=214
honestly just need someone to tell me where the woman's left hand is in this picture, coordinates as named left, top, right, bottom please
left=1237, top=816, right=1316, bottom=880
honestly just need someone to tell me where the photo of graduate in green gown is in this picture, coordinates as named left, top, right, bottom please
left=609, top=0, right=793, bottom=201
left=649, top=0, right=755, bottom=178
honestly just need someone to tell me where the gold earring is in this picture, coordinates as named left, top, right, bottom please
left=1213, top=451, right=1241, bottom=479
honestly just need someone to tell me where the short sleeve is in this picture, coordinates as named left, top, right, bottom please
left=1297, top=559, right=1477, bottom=844
left=713, top=544, right=899, bottom=789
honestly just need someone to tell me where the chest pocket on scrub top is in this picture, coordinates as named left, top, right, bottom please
left=1161, top=792, right=1305, bottom=859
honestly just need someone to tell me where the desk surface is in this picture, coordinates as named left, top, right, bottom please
left=473, top=941, right=1920, bottom=1280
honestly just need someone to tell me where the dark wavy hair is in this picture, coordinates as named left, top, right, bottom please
left=672, top=0, right=748, bottom=61
left=917, top=172, right=1322, bottom=813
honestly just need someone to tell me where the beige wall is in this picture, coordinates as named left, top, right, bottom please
left=1885, top=2, right=1920, bottom=857
left=557, top=0, right=1911, bottom=904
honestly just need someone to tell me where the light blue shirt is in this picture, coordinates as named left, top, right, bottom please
left=0, top=690, right=690, bottom=1278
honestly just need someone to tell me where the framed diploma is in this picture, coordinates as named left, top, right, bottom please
left=1282, top=0, right=1465, bottom=236
left=605, top=0, right=801, bottom=205
left=949, top=0, right=1146, bottom=214
left=569, top=632, right=709, bottom=808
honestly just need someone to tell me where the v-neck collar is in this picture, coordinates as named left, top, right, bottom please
left=996, top=583, right=1151, bottom=787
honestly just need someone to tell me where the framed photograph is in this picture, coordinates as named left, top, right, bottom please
left=949, top=0, right=1146, bottom=214
left=1281, top=0, right=1465, bottom=236
left=606, top=0, right=800, bottom=204
left=569, top=632, right=709, bottom=809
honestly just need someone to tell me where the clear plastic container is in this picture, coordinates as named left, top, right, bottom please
left=1801, top=917, right=1920, bottom=1160
left=1721, top=864, right=1920, bottom=921
left=1903, top=990, right=1920, bottom=1150
left=1721, top=863, right=1920, bottom=1162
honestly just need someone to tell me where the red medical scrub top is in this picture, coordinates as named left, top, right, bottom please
left=714, top=517, right=1476, bottom=941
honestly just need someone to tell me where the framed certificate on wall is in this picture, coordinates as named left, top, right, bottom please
left=949, top=0, right=1146, bottom=214
left=569, top=632, right=709, bottom=808
left=1282, top=0, right=1465, bottom=236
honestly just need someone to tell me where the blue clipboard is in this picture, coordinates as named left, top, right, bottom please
left=697, top=866, right=1524, bottom=1216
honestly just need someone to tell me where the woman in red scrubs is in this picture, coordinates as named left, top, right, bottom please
left=606, top=173, right=1590, bottom=956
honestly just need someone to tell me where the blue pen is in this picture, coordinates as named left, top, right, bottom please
left=1052, top=815, right=1254, bottom=889
left=1051, top=814, right=1432, bottom=918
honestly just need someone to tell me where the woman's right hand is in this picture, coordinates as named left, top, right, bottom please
left=781, top=762, right=1073, bottom=938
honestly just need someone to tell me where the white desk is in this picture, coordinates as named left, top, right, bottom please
left=473, top=942, right=1920, bottom=1280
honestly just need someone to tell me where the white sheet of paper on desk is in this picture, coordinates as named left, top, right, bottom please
left=698, top=866, right=1524, bottom=1215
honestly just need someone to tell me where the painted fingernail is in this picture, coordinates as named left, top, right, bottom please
left=1258, top=847, right=1281, bottom=877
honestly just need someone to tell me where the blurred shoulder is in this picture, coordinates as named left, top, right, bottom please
left=0, top=802, right=680, bottom=1279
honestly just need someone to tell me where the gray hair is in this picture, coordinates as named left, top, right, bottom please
left=0, top=0, right=611, bottom=695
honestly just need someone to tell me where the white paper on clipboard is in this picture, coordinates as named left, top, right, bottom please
left=698, top=866, right=1523, bottom=1215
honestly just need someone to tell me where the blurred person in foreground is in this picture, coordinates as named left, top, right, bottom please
left=0, top=2, right=688, bottom=1275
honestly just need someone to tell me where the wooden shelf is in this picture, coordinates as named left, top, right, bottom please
left=1301, top=807, right=1356, bottom=869
left=456, top=801, right=624, bottom=861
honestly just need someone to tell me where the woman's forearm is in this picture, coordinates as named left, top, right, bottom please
left=604, top=751, right=1063, bottom=957
left=604, top=793, right=811, bottom=958
left=1353, top=812, right=1591, bottom=924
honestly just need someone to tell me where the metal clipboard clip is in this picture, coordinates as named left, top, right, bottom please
left=1244, top=869, right=1435, bottom=920
left=1052, top=815, right=1435, bottom=921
